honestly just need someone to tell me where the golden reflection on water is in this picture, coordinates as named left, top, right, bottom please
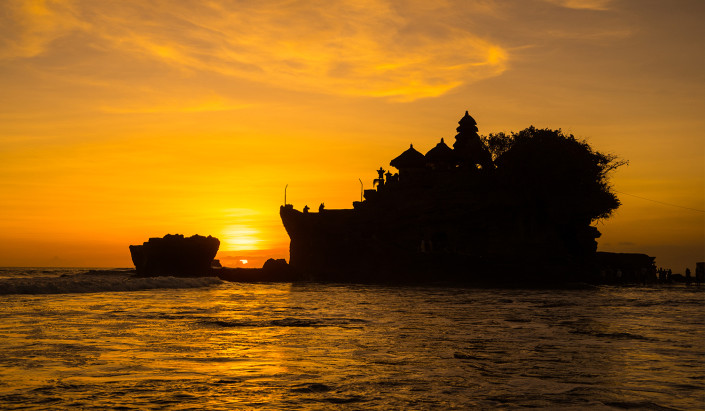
left=588, top=287, right=705, bottom=405
left=0, top=282, right=702, bottom=409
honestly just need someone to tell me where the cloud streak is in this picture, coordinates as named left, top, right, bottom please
left=99, top=96, right=253, bottom=114
left=545, top=0, right=613, bottom=11
left=0, top=0, right=508, bottom=101
left=0, top=0, right=87, bottom=59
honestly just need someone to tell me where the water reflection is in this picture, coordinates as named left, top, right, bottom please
left=0, top=283, right=702, bottom=409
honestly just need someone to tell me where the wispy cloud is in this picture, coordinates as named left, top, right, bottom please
left=545, top=28, right=633, bottom=41
left=0, top=0, right=88, bottom=59
left=545, top=0, right=613, bottom=11
left=0, top=0, right=508, bottom=101
left=99, top=97, right=253, bottom=114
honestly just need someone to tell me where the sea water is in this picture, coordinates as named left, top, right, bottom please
left=0, top=268, right=703, bottom=410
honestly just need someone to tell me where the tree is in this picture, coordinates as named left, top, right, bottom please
left=490, top=126, right=626, bottom=224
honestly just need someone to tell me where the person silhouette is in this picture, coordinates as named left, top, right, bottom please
left=319, top=203, right=325, bottom=212
left=303, top=205, right=309, bottom=214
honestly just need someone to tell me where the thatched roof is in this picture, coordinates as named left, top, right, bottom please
left=390, top=144, right=426, bottom=169
left=425, top=138, right=455, bottom=163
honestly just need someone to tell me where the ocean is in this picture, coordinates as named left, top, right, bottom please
left=0, top=268, right=703, bottom=410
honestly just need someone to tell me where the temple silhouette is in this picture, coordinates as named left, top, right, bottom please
left=280, top=111, right=633, bottom=283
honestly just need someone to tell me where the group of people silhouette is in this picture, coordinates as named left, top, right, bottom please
left=657, top=267, right=703, bottom=285
left=302, top=203, right=325, bottom=214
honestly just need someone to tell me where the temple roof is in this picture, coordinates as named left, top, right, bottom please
left=425, top=138, right=454, bottom=163
left=459, top=110, right=476, bottom=125
left=456, top=110, right=479, bottom=133
left=390, top=144, right=426, bottom=169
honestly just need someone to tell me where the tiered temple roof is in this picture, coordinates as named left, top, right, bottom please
left=388, top=111, right=489, bottom=174
left=390, top=144, right=426, bottom=169
left=424, top=138, right=454, bottom=167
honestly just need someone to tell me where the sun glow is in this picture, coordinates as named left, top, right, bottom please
left=0, top=0, right=702, bottom=270
left=221, top=225, right=261, bottom=251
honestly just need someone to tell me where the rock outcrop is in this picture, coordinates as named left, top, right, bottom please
left=216, top=258, right=298, bottom=282
left=129, top=234, right=219, bottom=276
left=280, top=112, right=627, bottom=284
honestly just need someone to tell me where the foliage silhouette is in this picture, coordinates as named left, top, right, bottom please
left=490, top=126, right=626, bottom=223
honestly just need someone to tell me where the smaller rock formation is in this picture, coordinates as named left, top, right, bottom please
left=129, top=234, right=220, bottom=276
left=216, top=258, right=298, bottom=282
left=261, top=258, right=294, bottom=280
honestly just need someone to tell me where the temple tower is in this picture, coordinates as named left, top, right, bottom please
left=453, top=111, right=493, bottom=170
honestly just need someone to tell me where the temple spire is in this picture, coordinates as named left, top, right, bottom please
left=453, top=110, right=492, bottom=170
left=456, top=110, right=478, bottom=134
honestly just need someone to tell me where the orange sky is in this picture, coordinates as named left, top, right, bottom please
left=1, top=0, right=703, bottom=270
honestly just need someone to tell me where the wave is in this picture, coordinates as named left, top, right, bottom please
left=570, top=329, right=654, bottom=341
left=0, top=273, right=222, bottom=295
left=206, top=317, right=369, bottom=328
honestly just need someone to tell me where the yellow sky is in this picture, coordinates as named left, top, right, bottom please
left=1, top=0, right=703, bottom=270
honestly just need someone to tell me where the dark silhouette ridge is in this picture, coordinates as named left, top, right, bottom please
left=281, top=111, right=634, bottom=284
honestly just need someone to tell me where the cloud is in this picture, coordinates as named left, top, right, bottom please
left=99, top=96, right=253, bottom=114
left=545, top=28, right=633, bottom=41
left=0, top=0, right=88, bottom=59
left=0, top=0, right=508, bottom=101
left=545, top=0, right=613, bottom=11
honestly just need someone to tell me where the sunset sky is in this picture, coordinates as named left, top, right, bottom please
left=1, top=0, right=703, bottom=270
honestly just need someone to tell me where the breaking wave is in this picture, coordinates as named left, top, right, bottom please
left=0, top=272, right=222, bottom=295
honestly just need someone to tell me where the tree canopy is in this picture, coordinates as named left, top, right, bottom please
left=484, top=127, right=627, bottom=224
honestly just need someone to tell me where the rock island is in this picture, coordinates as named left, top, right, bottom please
left=280, top=111, right=638, bottom=284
